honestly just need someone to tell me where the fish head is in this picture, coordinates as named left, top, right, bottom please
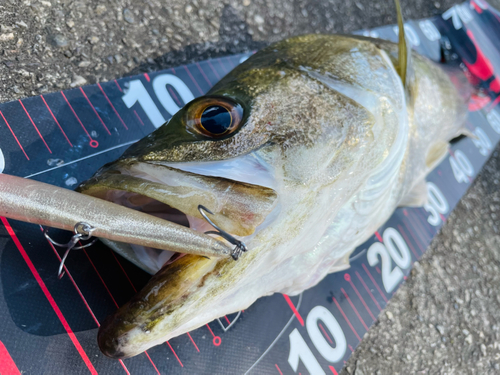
left=117, top=42, right=382, bottom=195
left=78, top=37, right=403, bottom=358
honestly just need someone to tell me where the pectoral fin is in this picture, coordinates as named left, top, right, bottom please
left=425, top=141, right=449, bottom=170
left=456, top=127, right=477, bottom=139
left=398, top=178, right=428, bottom=207
left=328, top=251, right=352, bottom=273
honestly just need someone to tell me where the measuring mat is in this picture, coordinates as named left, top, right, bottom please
left=0, top=1, right=499, bottom=373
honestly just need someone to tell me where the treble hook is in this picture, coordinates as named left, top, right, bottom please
left=44, top=222, right=97, bottom=279
left=198, top=205, right=247, bottom=260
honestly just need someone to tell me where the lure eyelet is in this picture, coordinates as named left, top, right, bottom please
left=185, top=97, right=243, bottom=138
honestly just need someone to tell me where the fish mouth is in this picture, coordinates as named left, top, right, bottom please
left=78, top=155, right=278, bottom=273
left=77, top=154, right=278, bottom=358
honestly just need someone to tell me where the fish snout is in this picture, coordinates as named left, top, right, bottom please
left=97, top=319, right=127, bottom=359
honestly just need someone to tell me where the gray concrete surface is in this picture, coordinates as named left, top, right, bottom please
left=345, top=152, right=500, bottom=375
left=1, top=0, right=500, bottom=373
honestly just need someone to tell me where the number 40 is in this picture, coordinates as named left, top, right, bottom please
left=449, top=149, right=474, bottom=183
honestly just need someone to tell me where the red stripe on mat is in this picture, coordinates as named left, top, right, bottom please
left=0, top=340, right=21, bottom=375
left=1, top=217, right=98, bottom=375
left=283, top=294, right=304, bottom=326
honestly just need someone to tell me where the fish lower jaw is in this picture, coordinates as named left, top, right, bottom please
left=97, top=254, right=221, bottom=359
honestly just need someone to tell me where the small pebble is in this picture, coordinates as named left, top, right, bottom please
left=94, top=5, right=106, bottom=16
left=16, top=21, right=28, bottom=28
left=52, top=34, right=68, bottom=47
left=70, top=75, right=87, bottom=87
left=254, top=15, right=264, bottom=24
left=436, top=325, right=445, bottom=335
left=123, top=8, right=135, bottom=24
left=0, top=33, right=15, bottom=42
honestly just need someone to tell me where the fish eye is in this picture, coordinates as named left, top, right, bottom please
left=200, top=105, right=232, bottom=135
left=186, top=97, right=243, bottom=138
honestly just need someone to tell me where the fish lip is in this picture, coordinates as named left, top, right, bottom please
left=97, top=316, right=128, bottom=359
left=97, top=253, right=221, bottom=359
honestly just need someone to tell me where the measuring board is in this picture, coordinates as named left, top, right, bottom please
left=0, top=1, right=499, bottom=374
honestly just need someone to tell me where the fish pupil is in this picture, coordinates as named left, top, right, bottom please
left=200, top=105, right=232, bottom=134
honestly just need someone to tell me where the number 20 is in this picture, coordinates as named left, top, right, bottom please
left=367, top=228, right=411, bottom=293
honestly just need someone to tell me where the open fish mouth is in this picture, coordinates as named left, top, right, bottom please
left=76, top=153, right=278, bottom=358
left=78, top=154, right=279, bottom=274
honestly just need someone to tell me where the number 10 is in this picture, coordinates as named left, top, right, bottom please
left=288, top=306, right=347, bottom=374
left=122, top=74, right=195, bottom=128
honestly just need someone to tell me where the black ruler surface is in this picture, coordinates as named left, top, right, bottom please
left=0, top=1, right=499, bottom=374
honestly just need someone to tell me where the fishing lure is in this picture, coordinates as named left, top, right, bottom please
left=0, top=174, right=236, bottom=275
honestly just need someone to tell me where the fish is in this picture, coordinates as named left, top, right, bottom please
left=75, top=2, right=470, bottom=359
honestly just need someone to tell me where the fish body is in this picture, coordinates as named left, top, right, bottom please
left=78, top=33, right=468, bottom=358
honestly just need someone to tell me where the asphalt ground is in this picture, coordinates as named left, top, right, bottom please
left=1, top=0, right=500, bottom=373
